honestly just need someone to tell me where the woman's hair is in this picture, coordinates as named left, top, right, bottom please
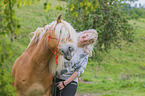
left=77, top=29, right=98, bottom=57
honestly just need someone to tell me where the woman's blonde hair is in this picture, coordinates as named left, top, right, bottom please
left=77, top=29, right=98, bottom=57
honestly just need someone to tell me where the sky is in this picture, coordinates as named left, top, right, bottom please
left=131, top=0, right=145, bottom=7
left=121, top=0, right=145, bottom=7
left=135, top=0, right=145, bottom=4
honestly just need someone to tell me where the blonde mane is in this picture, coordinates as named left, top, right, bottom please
left=28, top=20, right=77, bottom=49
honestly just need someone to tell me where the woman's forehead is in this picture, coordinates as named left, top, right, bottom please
left=83, top=32, right=92, bottom=35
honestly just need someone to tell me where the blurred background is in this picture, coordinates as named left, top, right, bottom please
left=0, top=0, right=145, bottom=96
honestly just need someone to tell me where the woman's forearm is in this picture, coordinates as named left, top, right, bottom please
left=64, top=71, right=78, bottom=86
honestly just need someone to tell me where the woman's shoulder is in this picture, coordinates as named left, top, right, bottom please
left=75, top=48, right=89, bottom=57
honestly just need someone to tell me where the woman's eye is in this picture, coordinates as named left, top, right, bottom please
left=89, top=39, right=93, bottom=43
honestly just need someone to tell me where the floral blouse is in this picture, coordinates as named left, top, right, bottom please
left=56, top=48, right=89, bottom=83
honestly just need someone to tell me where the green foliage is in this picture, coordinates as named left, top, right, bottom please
left=120, top=0, right=145, bottom=20
left=65, top=0, right=135, bottom=61
left=0, top=0, right=20, bottom=41
left=0, top=0, right=41, bottom=40
left=121, top=0, right=139, bottom=2
left=129, top=8, right=145, bottom=19
left=0, top=36, right=16, bottom=95
left=68, top=0, right=98, bottom=16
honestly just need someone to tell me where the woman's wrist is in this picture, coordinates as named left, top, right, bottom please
left=62, top=81, right=66, bottom=87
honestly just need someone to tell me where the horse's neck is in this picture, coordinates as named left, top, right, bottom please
left=29, top=33, right=52, bottom=70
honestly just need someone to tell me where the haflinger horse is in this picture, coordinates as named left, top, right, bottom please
left=11, top=14, right=77, bottom=96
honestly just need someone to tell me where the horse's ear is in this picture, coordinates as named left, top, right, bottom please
left=57, top=14, right=62, bottom=24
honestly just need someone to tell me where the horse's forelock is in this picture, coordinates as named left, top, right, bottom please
left=28, top=20, right=77, bottom=48
left=54, top=20, right=77, bottom=47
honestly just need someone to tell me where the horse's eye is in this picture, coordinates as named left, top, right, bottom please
left=68, top=38, right=71, bottom=41
left=60, top=30, right=62, bottom=34
left=68, top=36, right=71, bottom=40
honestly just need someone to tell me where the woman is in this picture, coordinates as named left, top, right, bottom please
left=53, top=29, right=98, bottom=96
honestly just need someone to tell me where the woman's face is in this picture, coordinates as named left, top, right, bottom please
left=79, top=32, right=94, bottom=45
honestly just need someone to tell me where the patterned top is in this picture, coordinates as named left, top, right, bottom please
left=56, top=48, right=89, bottom=83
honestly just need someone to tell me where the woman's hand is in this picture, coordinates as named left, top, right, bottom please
left=57, top=81, right=65, bottom=90
left=57, top=71, right=78, bottom=90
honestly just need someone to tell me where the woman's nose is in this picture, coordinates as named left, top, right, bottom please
left=82, top=35, right=86, bottom=38
left=83, top=38, right=88, bottom=41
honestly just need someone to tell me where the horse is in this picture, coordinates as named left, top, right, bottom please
left=11, top=14, right=77, bottom=96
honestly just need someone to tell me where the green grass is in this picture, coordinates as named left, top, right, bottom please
left=10, top=1, right=145, bottom=96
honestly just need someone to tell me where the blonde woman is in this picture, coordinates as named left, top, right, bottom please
left=53, top=29, right=98, bottom=96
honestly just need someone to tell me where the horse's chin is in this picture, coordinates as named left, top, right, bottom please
left=64, top=56, right=72, bottom=61
left=66, top=51, right=75, bottom=61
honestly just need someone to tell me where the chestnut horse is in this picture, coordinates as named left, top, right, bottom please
left=11, top=14, right=77, bottom=96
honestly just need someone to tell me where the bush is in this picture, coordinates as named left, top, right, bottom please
left=0, top=36, right=16, bottom=96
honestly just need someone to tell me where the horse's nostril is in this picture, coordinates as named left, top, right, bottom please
left=68, top=47, right=71, bottom=51
left=68, top=46, right=74, bottom=52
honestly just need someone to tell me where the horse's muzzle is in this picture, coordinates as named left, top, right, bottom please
left=59, top=44, right=75, bottom=61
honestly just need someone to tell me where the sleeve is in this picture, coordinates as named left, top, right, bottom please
left=75, top=54, right=89, bottom=77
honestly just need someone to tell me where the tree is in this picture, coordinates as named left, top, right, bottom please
left=65, top=0, right=135, bottom=61
left=121, top=0, right=138, bottom=3
left=129, top=8, right=145, bottom=19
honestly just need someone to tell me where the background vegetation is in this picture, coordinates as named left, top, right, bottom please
left=0, top=0, right=145, bottom=96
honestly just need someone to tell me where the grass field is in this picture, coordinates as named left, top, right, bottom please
left=12, top=1, right=145, bottom=96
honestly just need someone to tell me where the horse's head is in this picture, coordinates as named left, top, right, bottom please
left=46, top=14, right=77, bottom=61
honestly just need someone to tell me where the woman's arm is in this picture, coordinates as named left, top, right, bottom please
left=57, top=70, right=78, bottom=90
